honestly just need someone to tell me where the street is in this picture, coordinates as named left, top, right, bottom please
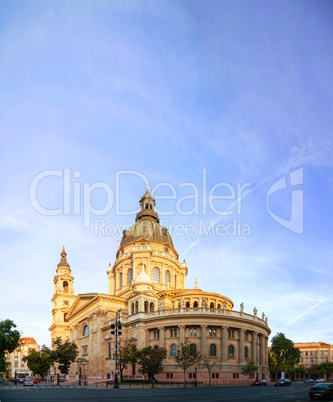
left=0, top=382, right=313, bottom=401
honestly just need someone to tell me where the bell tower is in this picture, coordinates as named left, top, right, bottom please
left=49, top=246, right=76, bottom=344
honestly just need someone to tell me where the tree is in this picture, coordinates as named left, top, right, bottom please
left=174, top=340, right=200, bottom=387
left=270, top=333, right=300, bottom=379
left=268, top=353, right=278, bottom=381
left=318, top=362, right=333, bottom=379
left=135, top=346, right=167, bottom=386
left=241, top=359, right=257, bottom=380
left=23, top=345, right=54, bottom=380
left=52, top=338, right=78, bottom=376
left=0, top=319, right=21, bottom=373
left=118, top=341, right=137, bottom=382
left=200, top=355, right=218, bottom=386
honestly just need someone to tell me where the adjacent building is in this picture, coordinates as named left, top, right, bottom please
left=295, top=342, right=333, bottom=367
left=49, top=188, right=271, bottom=383
left=4, top=338, right=40, bottom=379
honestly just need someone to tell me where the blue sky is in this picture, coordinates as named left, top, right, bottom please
left=0, top=0, right=332, bottom=348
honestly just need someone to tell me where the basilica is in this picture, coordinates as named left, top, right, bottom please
left=49, top=188, right=271, bottom=382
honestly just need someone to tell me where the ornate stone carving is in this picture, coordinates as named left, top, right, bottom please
left=202, top=297, right=207, bottom=308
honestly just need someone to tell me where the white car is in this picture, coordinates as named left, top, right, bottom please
left=23, top=378, right=34, bottom=386
left=315, top=378, right=324, bottom=383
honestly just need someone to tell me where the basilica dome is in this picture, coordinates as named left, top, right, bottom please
left=120, top=189, right=174, bottom=249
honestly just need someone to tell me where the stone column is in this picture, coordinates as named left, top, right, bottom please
left=265, top=337, right=269, bottom=366
left=239, top=329, right=245, bottom=365
left=252, top=332, right=257, bottom=364
left=260, top=335, right=265, bottom=366
left=201, top=325, right=207, bottom=356
left=221, top=326, right=228, bottom=364
left=159, top=327, right=165, bottom=348
left=179, top=325, right=185, bottom=344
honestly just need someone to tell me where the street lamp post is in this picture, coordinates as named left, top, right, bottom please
left=111, top=307, right=122, bottom=389
left=194, top=367, right=197, bottom=387
left=79, top=366, right=81, bottom=386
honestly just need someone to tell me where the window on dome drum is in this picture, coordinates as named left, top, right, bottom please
left=193, top=301, right=198, bottom=308
left=217, top=303, right=221, bottom=309
left=63, top=281, right=68, bottom=292
left=127, top=269, right=133, bottom=284
left=83, top=325, right=89, bottom=337
left=144, top=301, right=149, bottom=313
left=152, top=268, right=160, bottom=283
left=190, top=344, right=197, bottom=356
left=244, top=346, right=248, bottom=359
left=165, top=247, right=168, bottom=252
left=210, top=302, right=215, bottom=308
left=135, top=301, right=138, bottom=314
left=120, top=273, right=123, bottom=287
left=186, top=301, right=190, bottom=308
left=145, top=203, right=148, bottom=209
left=150, top=302, right=154, bottom=312
left=228, top=345, right=235, bottom=357
left=210, top=344, right=217, bottom=357
left=165, top=270, right=170, bottom=286
left=131, top=303, right=134, bottom=315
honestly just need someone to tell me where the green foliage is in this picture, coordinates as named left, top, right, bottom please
left=174, top=340, right=200, bottom=387
left=268, top=353, right=278, bottom=379
left=241, top=359, right=257, bottom=379
left=52, top=338, right=78, bottom=374
left=0, top=319, right=21, bottom=373
left=119, top=342, right=137, bottom=382
left=271, top=333, right=301, bottom=376
left=135, top=346, right=167, bottom=385
left=23, top=345, right=54, bottom=379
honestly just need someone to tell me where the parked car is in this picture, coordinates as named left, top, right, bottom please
left=305, top=379, right=315, bottom=383
left=18, top=378, right=25, bottom=384
left=252, top=380, right=267, bottom=386
left=309, top=383, right=333, bottom=400
left=315, top=379, right=325, bottom=383
left=23, top=378, right=34, bottom=387
left=274, top=378, right=291, bottom=387
left=33, top=378, right=41, bottom=384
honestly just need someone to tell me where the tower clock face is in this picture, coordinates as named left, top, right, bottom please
left=63, top=300, right=69, bottom=306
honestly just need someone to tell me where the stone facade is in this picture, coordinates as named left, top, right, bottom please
left=49, top=188, right=271, bottom=383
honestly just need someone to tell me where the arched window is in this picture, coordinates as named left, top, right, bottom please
left=150, top=302, right=154, bottom=312
left=244, top=346, right=248, bottom=359
left=186, top=301, right=190, bottom=308
left=131, top=303, right=134, bottom=315
left=135, top=301, right=138, bottom=314
left=144, top=301, right=149, bottom=313
left=120, top=273, right=123, bottom=287
left=150, top=204, right=152, bottom=210
left=63, top=281, right=68, bottom=292
left=154, top=345, right=159, bottom=350
left=127, top=269, right=133, bottom=284
left=83, top=325, right=89, bottom=337
left=190, top=344, right=197, bottom=356
left=170, top=344, right=177, bottom=357
left=193, top=301, right=198, bottom=308
left=210, top=344, right=217, bottom=357
left=165, top=270, right=170, bottom=286
left=152, top=268, right=160, bottom=283
left=210, top=302, right=214, bottom=308
left=228, top=345, right=234, bottom=357
left=145, top=203, right=148, bottom=209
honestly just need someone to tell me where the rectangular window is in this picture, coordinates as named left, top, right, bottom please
left=170, top=329, right=173, bottom=337
left=321, top=351, right=324, bottom=355
left=193, top=373, right=196, bottom=379
left=305, top=358, right=308, bottom=363
left=189, top=373, right=192, bottom=379
left=233, top=373, right=236, bottom=379
left=216, top=373, right=219, bottom=378
left=174, top=329, right=178, bottom=337
left=189, top=328, right=193, bottom=337
left=212, top=373, right=215, bottom=379
left=321, top=358, right=324, bottom=362
left=167, top=373, right=169, bottom=379
left=325, top=351, right=328, bottom=355
left=108, top=343, right=111, bottom=358
left=193, top=328, right=197, bottom=337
